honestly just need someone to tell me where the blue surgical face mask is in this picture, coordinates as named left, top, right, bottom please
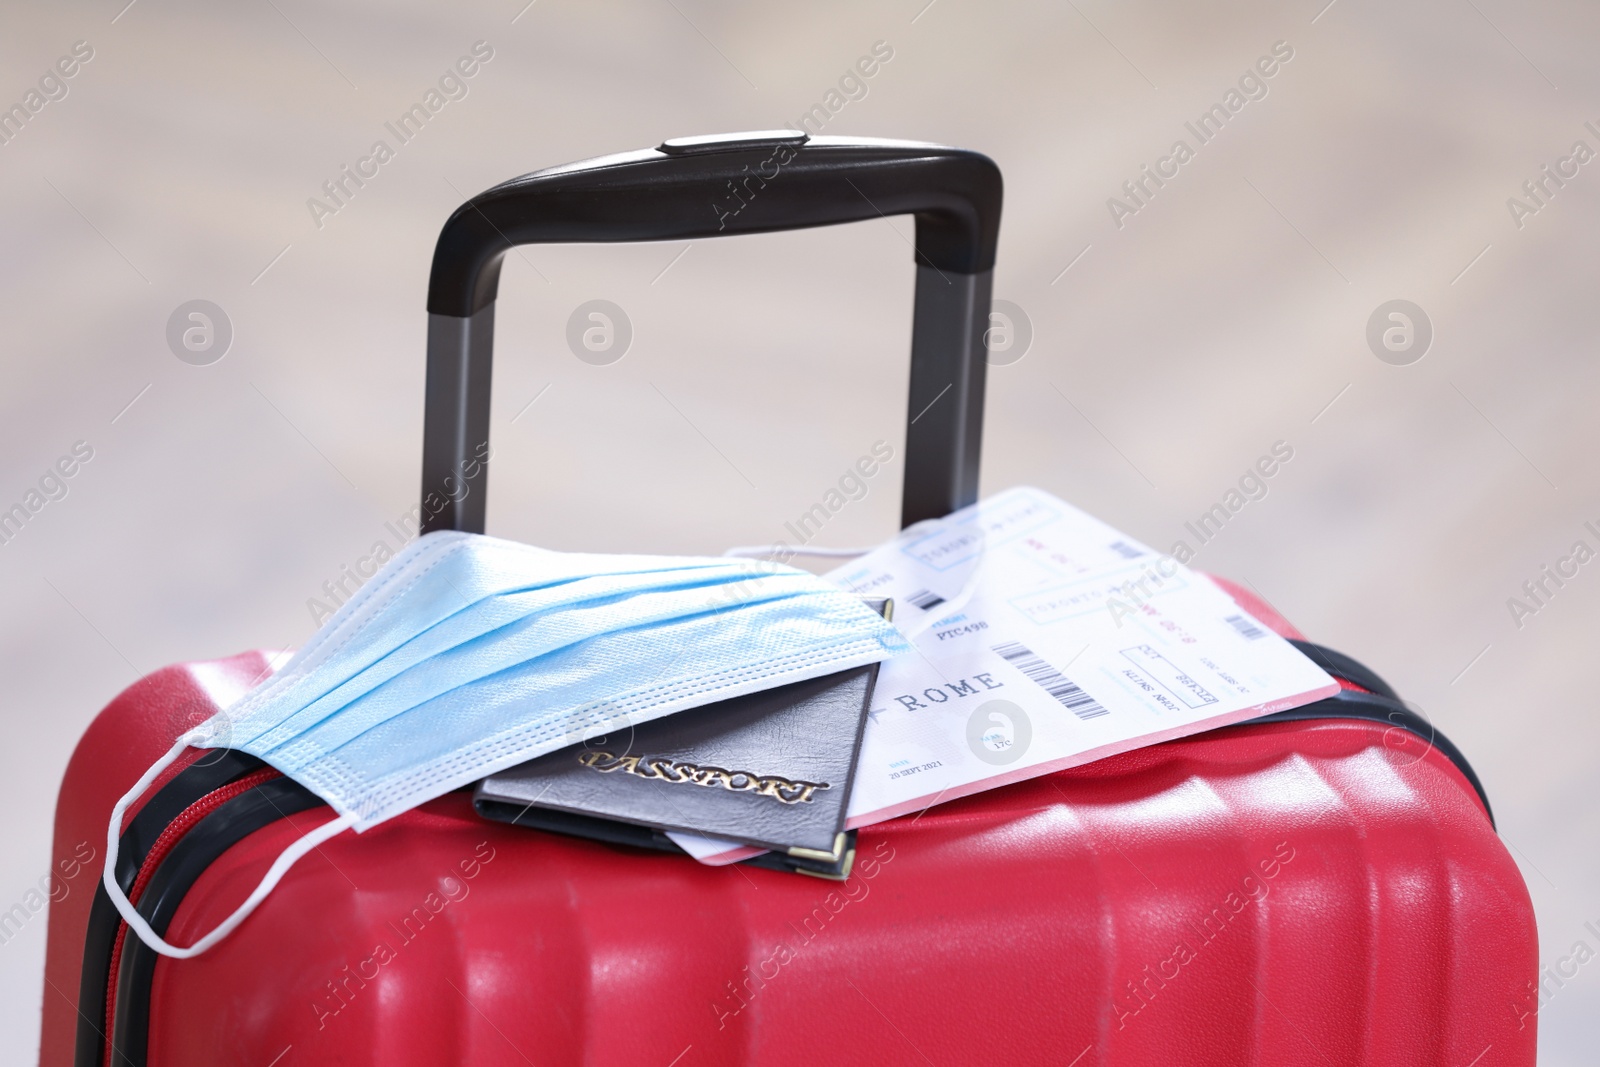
left=105, top=531, right=908, bottom=958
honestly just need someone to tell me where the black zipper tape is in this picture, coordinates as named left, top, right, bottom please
left=75, top=751, right=265, bottom=1067
left=1256, top=642, right=1493, bottom=827
left=108, top=778, right=323, bottom=1067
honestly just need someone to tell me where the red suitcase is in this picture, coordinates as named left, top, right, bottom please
left=40, top=134, right=1536, bottom=1066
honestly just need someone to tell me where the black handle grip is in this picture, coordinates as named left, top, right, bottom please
left=420, top=131, right=1002, bottom=535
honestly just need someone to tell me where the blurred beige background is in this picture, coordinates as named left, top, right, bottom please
left=2, top=0, right=1597, bottom=1061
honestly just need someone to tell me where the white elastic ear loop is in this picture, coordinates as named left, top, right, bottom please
left=723, top=518, right=979, bottom=637
left=102, top=738, right=356, bottom=960
left=722, top=544, right=877, bottom=560
left=897, top=538, right=989, bottom=642
left=723, top=518, right=953, bottom=563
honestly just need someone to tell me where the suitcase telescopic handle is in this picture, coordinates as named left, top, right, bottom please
left=420, top=131, right=1003, bottom=535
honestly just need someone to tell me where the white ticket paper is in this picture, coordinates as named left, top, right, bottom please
left=669, top=486, right=1337, bottom=865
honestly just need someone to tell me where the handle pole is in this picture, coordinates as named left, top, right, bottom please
left=903, top=266, right=991, bottom=527
left=421, top=305, right=495, bottom=534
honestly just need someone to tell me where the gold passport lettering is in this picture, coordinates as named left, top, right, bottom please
left=577, top=750, right=828, bottom=804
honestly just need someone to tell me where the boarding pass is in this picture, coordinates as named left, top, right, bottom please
left=668, top=485, right=1338, bottom=865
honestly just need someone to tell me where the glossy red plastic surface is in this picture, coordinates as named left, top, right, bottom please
left=41, top=585, right=1537, bottom=1067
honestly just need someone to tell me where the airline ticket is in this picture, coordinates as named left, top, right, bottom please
left=669, top=485, right=1337, bottom=865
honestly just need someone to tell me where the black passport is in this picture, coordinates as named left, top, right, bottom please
left=473, top=601, right=890, bottom=879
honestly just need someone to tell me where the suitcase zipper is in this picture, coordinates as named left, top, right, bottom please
left=101, top=768, right=279, bottom=1067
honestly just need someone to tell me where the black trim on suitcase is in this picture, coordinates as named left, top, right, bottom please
left=109, top=778, right=323, bottom=1067
left=1259, top=641, right=1493, bottom=827
left=1253, top=688, right=1493, bottom=826
left=1287, top=639, right=1401, bottom=702
left=75, top=750, right=266, bottom=1067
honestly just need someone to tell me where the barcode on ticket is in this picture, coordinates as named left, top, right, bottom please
left=1225, top=614, right=1266, bottom=640
left=906, top=588, right=947, bottom=611
left=991, top=641, right=1110, bottom=720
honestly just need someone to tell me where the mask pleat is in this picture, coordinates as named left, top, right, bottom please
left=188, top=531, right=908, bottom=832
left=255, top=569, right=811, bottom=761
left=299, top=591, right=900, bottom=823
left=221, top=543, right=759, bottom=748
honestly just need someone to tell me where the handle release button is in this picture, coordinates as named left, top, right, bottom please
left=658, top=129, right=809, bottom=156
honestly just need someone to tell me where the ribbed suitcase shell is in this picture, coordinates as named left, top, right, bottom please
left=40, top=579, right=1537, bottom=1066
